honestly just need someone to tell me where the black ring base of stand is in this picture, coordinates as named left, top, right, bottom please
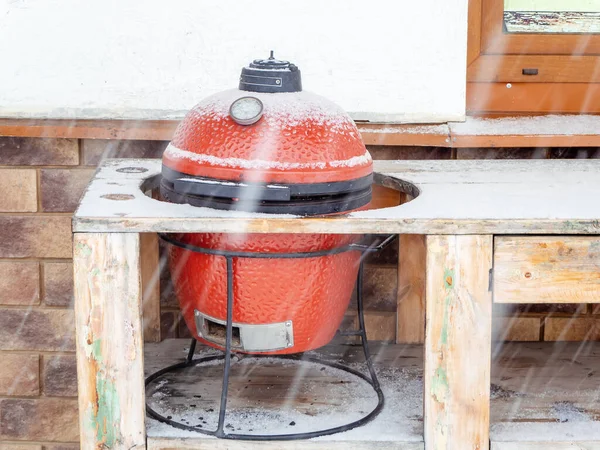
left=145, top=234, right=396, bottom=441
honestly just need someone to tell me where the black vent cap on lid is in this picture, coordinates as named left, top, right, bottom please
left=239, top=51, right=302, bottom=93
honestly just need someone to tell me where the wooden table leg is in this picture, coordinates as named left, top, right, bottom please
left=74, top=232, right=146, bottom=450
left=424, top=235, right=493, bottom=450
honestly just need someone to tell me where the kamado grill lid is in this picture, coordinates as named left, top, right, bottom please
left=160, top=53, right=373, bottom=215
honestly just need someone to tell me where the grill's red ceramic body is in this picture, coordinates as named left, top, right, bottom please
left=169, top=233, right=361, bottom=354
left=163, top=63, right=372, bottom=354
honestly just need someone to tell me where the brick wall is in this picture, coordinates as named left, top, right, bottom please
left=0, top=136, right=598, bottom=448
left=0, top=138, right=167, bottom=450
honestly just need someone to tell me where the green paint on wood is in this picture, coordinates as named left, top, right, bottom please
left=91, top=339, right=102, bottom=360
left=589, top=240, right=600, bottom=254
left=85, top=339, right=122, bottom=447
left=95, top=377, right=121, bottom=447
left=76, top=241, right=92, bottom=257
left=431, top=367, right=449, bottom=403
left=440, top=268, right=454, bottom=346
left=90, top=267, right=100, bottom=277
left=443, top=268, right=454, bottom=290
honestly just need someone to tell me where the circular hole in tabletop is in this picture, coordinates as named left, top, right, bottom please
left=116, top=167, right=148, bottom=173
left=101, top=194, right=135, bottom=201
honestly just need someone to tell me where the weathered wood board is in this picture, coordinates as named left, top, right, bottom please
left=494, top=236, right=600, bottom=304
left=145, top=340, right=600, bottom=448
left=424, top=235, right=493, bottom=449
left=74, top=159, right=600, bottom=235
left=141, top=232, right=161, bottom=342
left=397, top=234, right=426, bottom=344
left=74, top=233, right=146, bottom=450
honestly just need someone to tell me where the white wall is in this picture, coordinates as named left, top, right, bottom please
left=0, top=0, right=468, bottom=123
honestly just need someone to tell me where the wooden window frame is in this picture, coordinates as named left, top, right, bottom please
left=467, top=0, right=600, bottom=113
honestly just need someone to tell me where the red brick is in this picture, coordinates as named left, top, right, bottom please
left=0, top=138, right=78, bottom=165
left=0, top=262, right=40, bottom=305
left=42, top=355, right=77, bottom=397
left=0, top=398, right=79, bottom=441
left=0, top=217, right=71, bottom=258
left=40, top=169, right=95, bottom=212
left=0, top=309, right=75, bottom=351
left=0, top=169, right=37, bottom=212
left=0, top=354, right=39, bottom=396
left=81, top=139, right=168, bottom=166
left=43, top=262, right=73, bottom=307
left=367, top=146, right=451, bottom=160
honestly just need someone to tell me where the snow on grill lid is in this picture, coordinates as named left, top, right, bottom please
left=190, top=88, right=355, bottom=130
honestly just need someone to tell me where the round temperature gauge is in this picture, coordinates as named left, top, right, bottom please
left=229, top=96, right=264, bottom=126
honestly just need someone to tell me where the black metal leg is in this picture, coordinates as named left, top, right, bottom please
left=146, top=234, right=394, bottom=441
left=356, top=262, right=381, bottom=390
left=216, top=256, right=235, bottom=437
left=186, top=338, right=197, bottom=364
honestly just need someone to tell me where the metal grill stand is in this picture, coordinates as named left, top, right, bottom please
left=145, top=234, right=396, bottom=441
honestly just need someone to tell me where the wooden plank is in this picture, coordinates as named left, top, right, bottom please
left=467, top=83, right=600, bottom=114
left=148, top=438, right=423, bottom=449
left=5, top=116, right=600, bottom=149
left=73, top=232, right=146, bottom=450
left=364, top=311, right=397, bottom=341
left=74, top=159, right=600, bottom=235
left=449, top=115, right=600, bottom=148
left=397, top=234, right=425, bottom=344
left=146, top=340, right=600, bottom=445
left=468, top=55, right=600, bottom=83
left=424, top=235, right=493, bottom=450
left=145, top=340, right=424, bottom=446
left=0, top=118, right=178, bottom=140
left=357, top=123, right=450, bottom=147
left=544, top=318, right=600, bottom=341
left=467, top=0, right=482, bottom=67
left=0, top=118, right=449, bottom=147
left=492, top=316, right=541, bottom=342
left=452, top=134, right=600, bottom=148
left=141, top=232, right=161, bottom=342
left=343, top=310, right=398, bottom=343
left=492, top=444, right=600, bottom=450
left=494, top=237, right=600, bottom=304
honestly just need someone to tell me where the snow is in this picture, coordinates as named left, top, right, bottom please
left=164, top=144, right=372, bottom=171
left=146, top=348, right=423, bottom=441
left=450, top=115, right=600, bottom=136
left=185, top=89, right=356, bottom=131
left=358, top=124, right=450, bottom=135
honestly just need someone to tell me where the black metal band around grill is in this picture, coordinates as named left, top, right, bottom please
left=160, top=166, right=373, bottom=215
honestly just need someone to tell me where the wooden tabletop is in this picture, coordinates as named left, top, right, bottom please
left=74, top=159, right=600, bottom=235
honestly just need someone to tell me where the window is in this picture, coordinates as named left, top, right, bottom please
left=467, top=0, right=600, bottom=113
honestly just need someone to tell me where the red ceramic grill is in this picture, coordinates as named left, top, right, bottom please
left=160, top=53, right=373, bottom=355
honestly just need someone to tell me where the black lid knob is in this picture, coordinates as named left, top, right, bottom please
left=239, top=51, right=302, bottom=93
